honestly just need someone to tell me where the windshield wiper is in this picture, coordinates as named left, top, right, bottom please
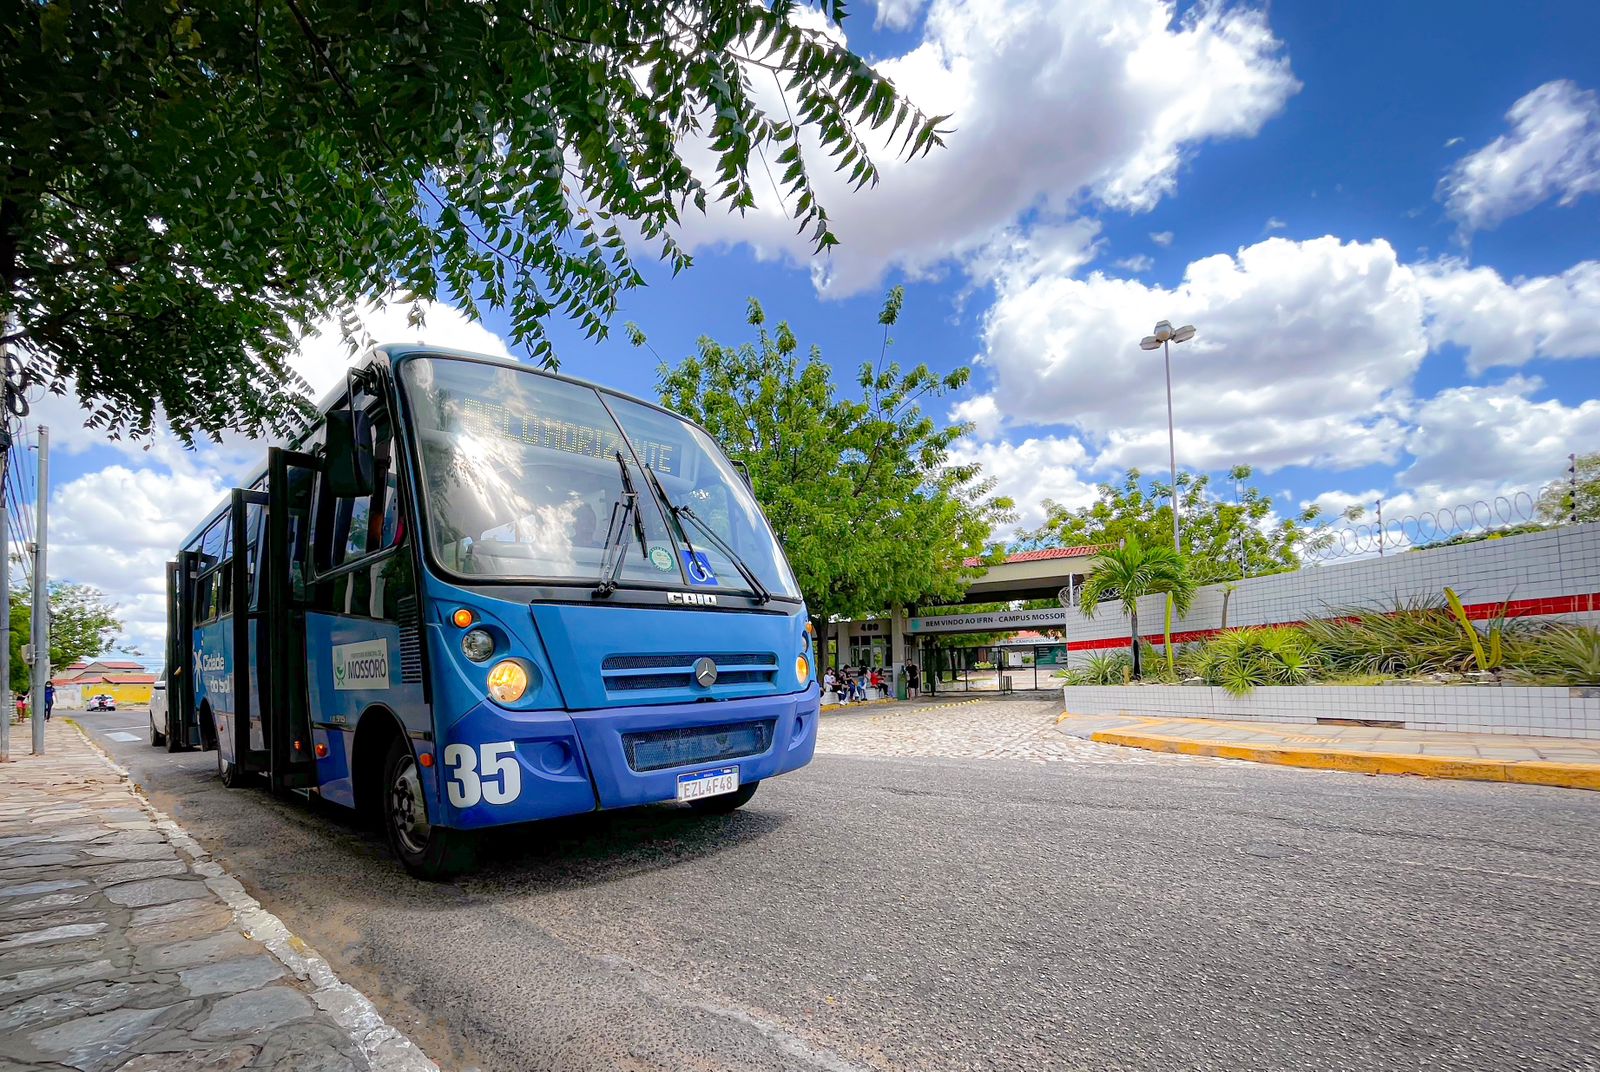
left=642, top=465, right=772, bottom=604
left=594, top=451, right=646, bottom=599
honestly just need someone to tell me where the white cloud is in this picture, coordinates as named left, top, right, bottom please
left=872, top=0, right=927, bottom=31
left=1150, top=231, right=1174, bottom=247
left=42, top=301, right=509, bottom=659
left=1114, top=254, right=1155, bottom=273
left=1264, top=216, right=1286, bottom=231
left=949, top=394, right=1004, bottom=439
left=948, top=434, right=1095, bottom=537
left=979, top=235, right=1425, bottom=474
left=1398, top=375, right=1600, bottom=497
left=1439, top=79, right=1600, bottom=231
left=1417, top=259, right=1600, bottom=372
left=676, top=0, right=1298, bottom=295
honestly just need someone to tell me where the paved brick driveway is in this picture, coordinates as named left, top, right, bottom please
left=816, top=696, right=1219, bottom=765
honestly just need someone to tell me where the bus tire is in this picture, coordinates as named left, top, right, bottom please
left=687, top=781, right=759, bottom=815
left=217, top=744, right=254, bottom=788
left=382, top=737, right=475, bottom=881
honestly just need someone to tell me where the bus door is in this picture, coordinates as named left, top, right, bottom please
left=262, top=447, right=322, bottom=794
left=165, top=557, right=201, bottom=750
left=226, top=488, right=272, bottom=779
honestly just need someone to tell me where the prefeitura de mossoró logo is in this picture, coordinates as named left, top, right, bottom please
left=332, top=639, right=391, bottom=690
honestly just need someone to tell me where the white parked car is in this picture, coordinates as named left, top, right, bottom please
left=148, top=681, right=168, bottom=746
left=87, top=694, right=117, bottom=712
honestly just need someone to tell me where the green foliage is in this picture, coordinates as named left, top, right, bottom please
left=2, top=2, right=946, bottom=444
left=1443, top=586, right=1503, bottom=672
left=1076, top=534, right=1195, bottom=679
left=1510, top=626, right=1600, bottom=685
left=650, top=288, right=1013, bottom=624
left=1189, top=627, right=1316, bottom=696
left=1019, top=466, right=1323, bottom=584
left=1064, top=651, right=1131, bottom=686
left=1299, top=597, right=1536, bottom=678
left=7, top=583, right=122, bottom=694
left=1537, top=451, right=1600, bottom=524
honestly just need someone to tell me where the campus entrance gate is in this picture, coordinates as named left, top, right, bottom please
left=916, top=643, right=1070, bottom=695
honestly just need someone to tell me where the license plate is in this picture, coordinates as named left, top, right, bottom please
left=676, top=766, right=740, bottom=803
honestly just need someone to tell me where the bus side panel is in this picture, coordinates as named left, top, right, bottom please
left=302, top=611, right=427, bottom=805
left=195, top=619, right=234, bottom=763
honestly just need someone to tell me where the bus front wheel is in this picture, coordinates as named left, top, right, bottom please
left=382, top=737, right=475, bottom=881
left=687, top=781, right=760, bottom=815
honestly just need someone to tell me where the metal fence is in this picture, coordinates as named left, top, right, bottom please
left=1302, top=491, right=1539, bottom=562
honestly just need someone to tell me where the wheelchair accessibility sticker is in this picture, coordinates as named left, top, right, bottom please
left=681, top=550, right=719, bottom=587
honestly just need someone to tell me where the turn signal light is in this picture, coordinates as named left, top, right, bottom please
left=487, top=660, right=529, bottom=704
left=795, top=654, right=810, bottom=684
left=314, top=743, right=329, bottom=759
left=418, top=752, right=434, bottom=768
left=452, top=607, right=476, bottom=628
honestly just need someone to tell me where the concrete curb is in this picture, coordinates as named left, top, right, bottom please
left=68, top=720, right=441, bottom=1071
left=1087, top=726, right=1600, bottom=792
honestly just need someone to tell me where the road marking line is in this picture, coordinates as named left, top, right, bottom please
left=103, top=731, right=142, bottom=742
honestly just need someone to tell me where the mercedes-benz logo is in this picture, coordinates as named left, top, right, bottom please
left=692, top=657, right=718, bottom=688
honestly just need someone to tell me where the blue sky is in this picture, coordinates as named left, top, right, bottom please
left=20, top=0, right=1600, bottom=654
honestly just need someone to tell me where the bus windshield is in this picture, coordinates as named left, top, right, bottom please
left=399, top=355, right=801, bottom=600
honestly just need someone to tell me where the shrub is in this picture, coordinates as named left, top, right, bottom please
left=1299, top=597, right=1535, bottom=677
left=1509, top=625, right=1600, bottom=685
left=1065, top=652, right=1132, bottom=685
left=1190, top=627, right=1318, bottom=696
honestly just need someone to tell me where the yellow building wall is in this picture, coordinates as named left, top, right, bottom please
left=86, top=682, right=154, bottom=705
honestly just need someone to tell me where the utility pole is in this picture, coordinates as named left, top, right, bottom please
left=29, top=427, right=47, bottom=755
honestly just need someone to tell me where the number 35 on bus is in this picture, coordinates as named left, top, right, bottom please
left=156, top=348, right=820, bottom=878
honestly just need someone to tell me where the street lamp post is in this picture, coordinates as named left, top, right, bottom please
left=1139, top=320, right=1196, bottom=552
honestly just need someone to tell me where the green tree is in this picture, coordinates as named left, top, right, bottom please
left=2, top=1, right=946, bottom=444
left=1076, top=534, right=1195, bottom=681
left=8, top=583, right=124, bottom=695
left=1537, top=452, right=1600, bottom=524
left=649, top=288, right=1013, bottom=640
left=1020, top=466, right=1322, bottom=583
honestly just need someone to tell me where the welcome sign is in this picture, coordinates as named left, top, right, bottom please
left=906, top=608, right=1070, bottom=634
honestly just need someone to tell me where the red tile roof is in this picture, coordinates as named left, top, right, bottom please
left=965, top=545, right=1106, bottom=568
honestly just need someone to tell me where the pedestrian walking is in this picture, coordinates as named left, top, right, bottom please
left=904, top=660, right=919, bottom=698
left=44, top=683, right=54, bottom=722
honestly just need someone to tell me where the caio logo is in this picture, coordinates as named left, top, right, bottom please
left=332, top=639, right=390, bottom=691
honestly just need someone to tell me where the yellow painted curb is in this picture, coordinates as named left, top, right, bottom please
left=1088, top=728, right=1600, bottom=791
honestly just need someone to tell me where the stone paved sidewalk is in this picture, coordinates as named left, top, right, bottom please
left=0, top=720, right=438, bottom=1072
left=818, top=697, right=1219, bottom=766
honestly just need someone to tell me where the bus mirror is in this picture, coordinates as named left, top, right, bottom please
left=732, top=458, right=754, bottom=491
left=325, top=409, right=376, bottom=498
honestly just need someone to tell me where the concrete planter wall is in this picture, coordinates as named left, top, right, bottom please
left=1061, top=684, right=1600, bottom=741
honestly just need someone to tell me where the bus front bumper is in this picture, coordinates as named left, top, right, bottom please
left=571, top=684, right=820, bottom=810
left=437, top=684, right=819, bottom=828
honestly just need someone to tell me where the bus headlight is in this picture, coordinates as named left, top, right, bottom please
left=487, top=660, right=529, bottom=704
left=795, top=654, right=809, bottom=684
left=461, top=628, right=495, bottom=663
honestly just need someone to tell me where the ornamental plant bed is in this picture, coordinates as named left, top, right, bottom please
left=1058, top=597, right=1600, bottom=696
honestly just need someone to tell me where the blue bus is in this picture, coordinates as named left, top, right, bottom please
left=156, top=346, right=820, bottom=877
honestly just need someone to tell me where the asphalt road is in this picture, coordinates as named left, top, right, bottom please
left=70, top=705, right=1600, bottom=1072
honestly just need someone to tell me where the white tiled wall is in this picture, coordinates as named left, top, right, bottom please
left=1061, top=521, right=1600, bottom=661
left=1062, top=685, right=1600, bottom=740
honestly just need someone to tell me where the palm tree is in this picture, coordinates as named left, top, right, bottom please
left=1078, top=534, right=1196, bottom=679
